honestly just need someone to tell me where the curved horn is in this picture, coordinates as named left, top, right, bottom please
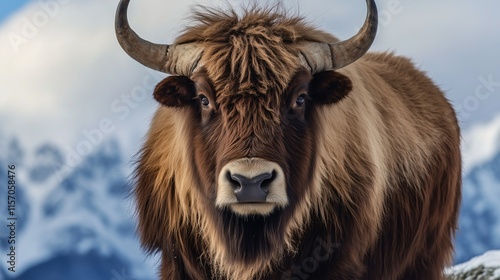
left=115, top=0, right=203, bottom=76
left=299, top=0, right=378, bottom=73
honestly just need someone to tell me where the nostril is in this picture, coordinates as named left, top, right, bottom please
left=229, top=172, right=274, bottom=203
left=260, top=170, right=276, bottom=193
left=231, top=172, right=273, bottom=190
left=226, top=171, right=241, bottom=191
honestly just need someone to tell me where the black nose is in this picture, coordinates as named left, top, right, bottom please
left=229, top=172, right=274, bottom=203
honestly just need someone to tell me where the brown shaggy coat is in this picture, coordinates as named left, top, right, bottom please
left=134, top=6, right=461, bottom=280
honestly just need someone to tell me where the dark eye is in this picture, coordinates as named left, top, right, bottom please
left=199, top=95, right=209, bottom=107
left=296, top=94, right=306, bottom=106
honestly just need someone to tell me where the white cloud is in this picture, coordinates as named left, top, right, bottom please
left=0, top=0, right=164, bottom=150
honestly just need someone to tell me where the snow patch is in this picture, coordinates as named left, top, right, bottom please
left=447, top=250, right=500, bottom=278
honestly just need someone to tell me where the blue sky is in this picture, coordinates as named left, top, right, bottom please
left=0, top=0, right=30, bottom=23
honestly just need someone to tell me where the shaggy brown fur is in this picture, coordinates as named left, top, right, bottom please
left=134, top=5, right=461, bottom=280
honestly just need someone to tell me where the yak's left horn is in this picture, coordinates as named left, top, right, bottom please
left=299, top=0, right=378, bottom=73
left=115, top=0, right=203, bottom=76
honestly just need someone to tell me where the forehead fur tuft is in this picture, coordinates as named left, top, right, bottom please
left=175, top=5, right=336, bottom=103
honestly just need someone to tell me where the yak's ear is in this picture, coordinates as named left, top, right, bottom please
left=309, top=71, right=352, bottom=105
left=153, top=76, right=196, bottom=107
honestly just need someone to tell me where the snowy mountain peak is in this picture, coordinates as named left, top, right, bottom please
left=0, top=137, right=156, bottom=279
left=462, top=115, right=500, bottom=174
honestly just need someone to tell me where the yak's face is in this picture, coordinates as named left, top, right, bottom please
left=154, top=68, right=352, bottom=218
left=151, top=27, right=352, bottom=265
left=148, top=32, right=354, bottom=270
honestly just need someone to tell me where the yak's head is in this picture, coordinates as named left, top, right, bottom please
left=116, top=0, right=377, bottom=274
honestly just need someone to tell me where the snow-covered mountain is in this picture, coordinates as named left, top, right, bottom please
left=0, top=114, right=499, bottom=279
left=0, top=135, right=157, bottom=280
left=455, top=116, right=500, bottom=264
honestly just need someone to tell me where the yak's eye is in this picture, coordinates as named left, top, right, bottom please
left=296, top=94, right=307, bottom=106
left=199, top=95, right=210, bottom=107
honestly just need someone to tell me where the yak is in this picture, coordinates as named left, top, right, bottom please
left=115, top=0, right=461, bottom=279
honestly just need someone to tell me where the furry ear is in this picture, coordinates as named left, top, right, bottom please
left=309, top=71, right=353, bottom=105
left=153, top=76, right=196, bottom=107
